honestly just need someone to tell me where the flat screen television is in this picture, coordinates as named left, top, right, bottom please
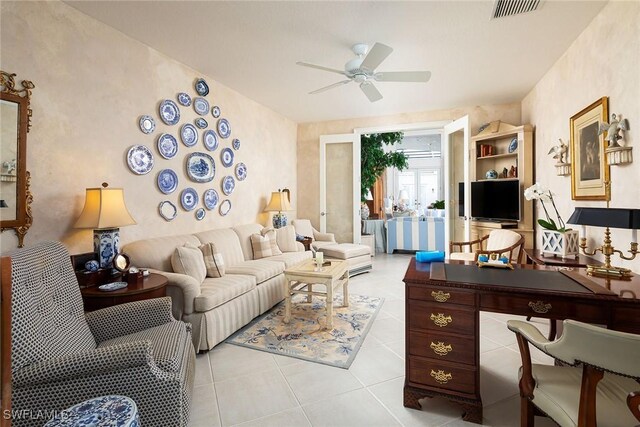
left=471, top=179, right=520, bottom=222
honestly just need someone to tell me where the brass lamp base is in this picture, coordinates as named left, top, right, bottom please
left=586, top=264, right=633, bottom=280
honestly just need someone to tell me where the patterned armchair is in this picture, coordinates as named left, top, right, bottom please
left=4, top=241, right=195, bottom=427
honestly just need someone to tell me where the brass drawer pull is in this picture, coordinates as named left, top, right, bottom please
left=430, top=341, right=453, bottom=356
left=431, top=290, right=451, bottom=302
left=430, top=313, right=453, bottom=327
left=430, top=369, right=453, bottom=384
left=528, top=301, right=552, bottom=314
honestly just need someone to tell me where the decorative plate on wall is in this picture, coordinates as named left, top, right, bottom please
left=195, top=78, right=209, bottom=96
left=186, top=152, right=215, bottom=183
left=219, top=199, right=231, bottom=216
left=195, top=208, right=206, bottom=221
left=157, top=133, right=178, bottom=159
left=194, top=97, right=210, bottom=116
left=180, top=187, right=199, bottom=211
left=221, top=175, right=235, bottom=195
left=203, top=130, right=218, bottom=151
left=235, top=162, right=247, bottom=181
left=180, top=123, right=198, bottom=147
left=203, top=189, right=219, bottom=210
left=508, top=137, right=518, bottom=153
left=159, top=201, right=178, bottom=221
left=232, top=138, right=240, bottom=150
left=127, top=145, right=154, bottom=175
left=177, top=92, right=191, bottom=107
left=220, top=147, right=234, bottom=167
left=139, top=115, right=156, bottom=134
left=211, top=106, right=221, bottom=118
left=217, top=118, right=231, bottom=139
left=195, top=118, right=208, bottom=129
left=157, top=168, right=178, bottom=194
left=159, top=99, right=180, bottom=125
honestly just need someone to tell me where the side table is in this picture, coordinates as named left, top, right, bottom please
left=300, top=237, right=313, bottom=251
left=80, top=273, right=168, bottom=311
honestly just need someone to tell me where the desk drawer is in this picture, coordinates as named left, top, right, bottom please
left=408, top=356, right=476, bottom=395
left=408, top=285, right=475, bottom=307
left=480, top=294, right=605, bottom=323
left=408, top=330, right=475, bottom=365
left=408, top=300, right=476, bottom=335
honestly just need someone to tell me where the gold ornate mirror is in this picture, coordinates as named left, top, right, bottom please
left=0, top=71, right=33, bottom=247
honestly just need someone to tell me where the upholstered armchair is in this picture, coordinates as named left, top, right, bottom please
left=4, top=241, right=195, bottom=427
left=292, top=219, right=337, bottom=250
left=508, top=319, right=640, bottom=426
left=449, top=229, right=524, bottom=263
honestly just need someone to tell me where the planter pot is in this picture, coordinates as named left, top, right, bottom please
left=541, top=229, right=579, bottom=258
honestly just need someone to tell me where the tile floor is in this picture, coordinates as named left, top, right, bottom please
left=189, top=254, right=557, bottom=427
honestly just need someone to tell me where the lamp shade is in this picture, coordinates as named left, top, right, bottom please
left=74, top=185, right=136, bottom=229
left=567, top=207, right=640, bottom=229
left=263, top=191, right=292, bottom=212
left=398, top=190, right=410, bottom=202
left=364, top=190, right=373, bottom=201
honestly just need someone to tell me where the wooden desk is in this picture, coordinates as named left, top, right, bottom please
left=403, top=259, right=640, bottom=423
left=523, top=248, right=604, bottom=268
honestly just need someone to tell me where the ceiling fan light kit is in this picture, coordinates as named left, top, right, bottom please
left=297, top=42, right=431, bottom=102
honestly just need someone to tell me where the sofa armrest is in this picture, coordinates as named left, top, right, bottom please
left=295, top=241, right=305, bottom=252
left=148, top=269, right=201, bottom=316
left=13, top=341, right=153, bottom=387
left=313, top=230, right=336, bottom=243
left=86, top=297, right=174, bottom=343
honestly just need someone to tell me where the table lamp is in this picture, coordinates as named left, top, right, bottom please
left=74, top=183, right=136, bottom=268
left=567, top=207, right=640, bottom=278
left=398, top=189, right=410, bottom=210
left=264, top=190, right=292, bottom=228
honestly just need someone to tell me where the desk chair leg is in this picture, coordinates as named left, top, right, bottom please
left=521, top=397, right=535, bottom=427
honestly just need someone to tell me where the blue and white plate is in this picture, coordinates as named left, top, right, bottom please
left=217, top=118, right=231, bottom=139
left=157, top=133, right=178, bottom=159
left=139, top=115, right=155, bottom=134
left=157, top=168, right=178, bottom=194
left=221, top=175, right=235, bottom=195
left=195, top=78, right=209, bottom=96
left=221, top=147, right=234, bottom=167
left=195, top=208, right=206, bottom=221
left=180, top=187, right=199, bottom=211
left=177, top=92, right=191, bottom=107
left=194, top=97, right=210, bottom=116
left=195, top=118, right=208, bottom=129
left=203, top=189, right=219, bottom=210
left=235, top=162, right=247, bottom=181
left=186, top=152, right=215, bottom=183
left=180, top=123, right=198, bottom=147
left=508, top=137, right=518, bottom=153
left=219, top=199, right=231, bottom=216
left=159, top=200, right=177, bottom=221
left=232, top=138, right=240, bottom=150
left=203, top=130, right=218, bottom=151
left=159, top=99, right=180, bottom=125
left=127, top=145, right=154, bottom=175
left=211, top=106, right=221, bottom=118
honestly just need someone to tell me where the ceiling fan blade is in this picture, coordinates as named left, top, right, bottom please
left=309, top=80, right=352, bottom=94
left=360, top=82, right=383, bottom=102
left=296, top=61, right=347, bottom=76
left=360, top=42, right=393, bottom=71
left=375, top=71, right=432, bottom=82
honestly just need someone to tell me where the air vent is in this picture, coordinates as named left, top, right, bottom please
left=492, top=0, right=544, bottom=19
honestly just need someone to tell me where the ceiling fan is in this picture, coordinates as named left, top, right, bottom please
left=296, top=42, right=431, bottom=102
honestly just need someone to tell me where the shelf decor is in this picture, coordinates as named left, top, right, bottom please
left=548, top=139, right=571, bottom=176
left=600, top=113, right=632, bottom=166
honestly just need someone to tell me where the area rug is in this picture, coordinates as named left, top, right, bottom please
left=226, top=294, right=384, bottom=368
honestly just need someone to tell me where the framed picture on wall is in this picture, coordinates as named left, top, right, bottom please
left=570, top=97, right=610, bottom=200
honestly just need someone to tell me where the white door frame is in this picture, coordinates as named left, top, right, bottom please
left=319, top=133, right=360, bottom=242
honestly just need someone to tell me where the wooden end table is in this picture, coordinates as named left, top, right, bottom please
left=80, top=273, right=168, bottom=311
left=300, top=237, right=313, bottom=251
left=283, top=259, right=349, bottom=329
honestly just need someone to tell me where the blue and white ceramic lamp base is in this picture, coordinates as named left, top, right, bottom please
left=94, top=228, right=121, bottom=268
left=272, top=213, right=288, bottom=229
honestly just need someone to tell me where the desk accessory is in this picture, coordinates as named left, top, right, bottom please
left=415, top=251, right=445, bottom=263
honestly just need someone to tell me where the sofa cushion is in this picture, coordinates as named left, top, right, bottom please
left=231, top=223, right=264, bottom=260
left=194, top=275, right=256, bottom=312
left=171, top=244, right=207, bottom=284
left=321, top=243, right=371, bottom=259
left=266, top=251, right=313, bottom=268
left=199, top=242, right=225, bottom=278
left=250, top=228, right=282, bottom=259
left=123, top=234, right=201, bottom=272
left=225, top=260, right=284, bottom=284
left=194, top=228, right=246, bottom=267
left=276, top=225, right=299, bottom=252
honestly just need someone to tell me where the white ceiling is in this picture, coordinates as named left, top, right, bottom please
left=65, top=1, right=606, bottom=123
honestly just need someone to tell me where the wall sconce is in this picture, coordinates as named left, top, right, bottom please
left=599, top=113, right=632, bottom=166
left=548, top=139, right=571, bottom=176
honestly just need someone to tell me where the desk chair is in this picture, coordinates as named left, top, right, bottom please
left=508, top=319, right=640, bottom=427
left=449, top=229, right=525, bottom=264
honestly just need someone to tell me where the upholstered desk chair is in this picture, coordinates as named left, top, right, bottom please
left=508, top=319, right=640, bottom=427
left=292, top=219, right=337, bottom=250
left=449, top=229, right=525, bottom=264
left=4, top=241, right=195, bottom=427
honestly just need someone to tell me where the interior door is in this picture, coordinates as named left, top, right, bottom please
left=319, top=133, right=360, bottom=243
left=443, top=116, right=470, bottom=255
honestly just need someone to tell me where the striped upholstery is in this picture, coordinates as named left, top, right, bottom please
left=194, top=228, right=246, bottom=267
left=275, top=225, right=300, bottom=252
left=267, top=250, right=313, bottom=268
left=256, top=275, right=287, bottom=314
left=195, top=275, right=256, bottom=312
left=199, top=242, right=226, bottom=278
left=226, top=260, right=284, bottom=284
left=231, top=223, right=264, bottom=260
left=122, top=234, right=201, bottom=272
left=386, top=217, right=445, bottom=253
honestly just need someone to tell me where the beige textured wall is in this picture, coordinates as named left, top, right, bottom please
left=325, top=143, right=353, bottom=243
left=522, top=1, right=639, bottom=273
left=0, top=1, right=297, bottom=254
left=297, top=103, right=522, bottom=228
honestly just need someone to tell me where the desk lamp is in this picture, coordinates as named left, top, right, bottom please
left=567, top=207, right=640, bottom=278
left=264, top=190, right=292, bottom=228
left=74, top=183, right=136, bottom=268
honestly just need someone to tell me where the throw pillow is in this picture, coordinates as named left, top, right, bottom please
left=262, top=227, right=282, bottom=255
left=199, top=242, right=225, bottom=278
left=276, top=225, right=298, bottom=252
left=250, top=228, right=282, bottom=259
left=171, top=243, right=207, bottom=284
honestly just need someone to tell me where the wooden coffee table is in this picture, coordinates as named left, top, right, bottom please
left=283, top=259, right=349, bottom=329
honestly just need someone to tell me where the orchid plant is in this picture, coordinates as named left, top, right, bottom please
left=524, top=182, right=566, bottom=232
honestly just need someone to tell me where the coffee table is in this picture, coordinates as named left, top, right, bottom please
left=283, top=259, right=349, bottom=329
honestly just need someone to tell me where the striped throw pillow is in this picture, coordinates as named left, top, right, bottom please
left=199, top=242, right=225, bottom=278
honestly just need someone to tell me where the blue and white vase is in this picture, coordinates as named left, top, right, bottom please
left=272, top=213, right=288, bottom=229
left=94, top=228, right=120, bottom=268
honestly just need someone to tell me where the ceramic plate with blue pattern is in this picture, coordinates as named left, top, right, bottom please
left=186, top=152, right=215, bottom=183
left=157, top=133, right=178, bottom=159
left=177, top=92, right=191, bottom=107
left=235, top=162, right=247, bottom=181
left=180, top=187, right=199, bottom=211
left=127, top=145, right=154, bottom=175
left=195, top=208, right=206, bottom=221
left=219, top=199, right=231, bottom=216
left=195, top=118, right=208, bottom=129
left=157, top=168, right=178, bottom=194
left=508, top=137, right=518, bottom=153
left=139, top=115, right=155, bottom=134
left=194, top=97, right=209, bottom=116
left=221, top=175, right=235, bottom=196
left=211, top=105, right=221, bottom=118
left=220, top=147, right=234, bottom=167
left=180, top=123, right=198, bottom=147
left=203, top=189, right=219, bottom=210
left=203, top=130, right=218, bottom=151
left=159, top=99, right=180, bottom=125
left=195, top=78, right=209, bottom=96
left=232, top=138, right=240, bottom=150
left=217, top=118, right=231, bottom=139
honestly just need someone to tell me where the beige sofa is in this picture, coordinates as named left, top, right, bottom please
left=122, top=224, right=312, bottom=352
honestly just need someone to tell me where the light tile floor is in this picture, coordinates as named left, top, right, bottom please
left=189, top=254, right=557, bottom=427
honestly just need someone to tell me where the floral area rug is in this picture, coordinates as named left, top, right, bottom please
left=226, top=294, right=384, bottom=368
